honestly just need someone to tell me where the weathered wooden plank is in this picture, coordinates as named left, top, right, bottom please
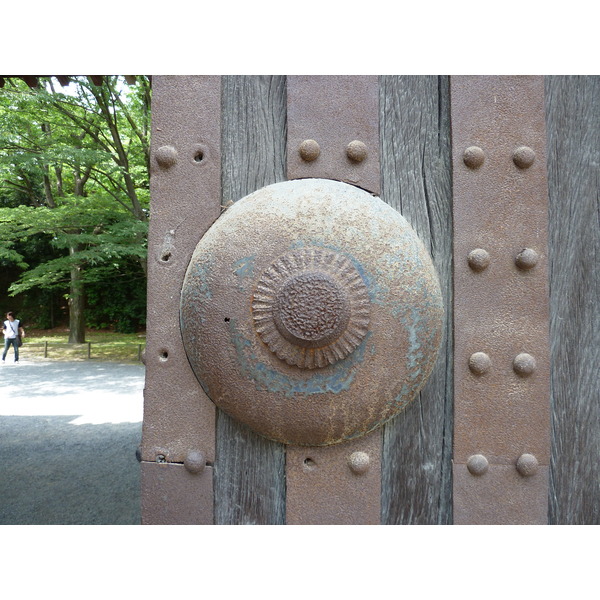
left=379, top=76, right=454, bottom=524
left=215, top=75, right=287, bottom=524
left=545, top=76, right=600, bottom=524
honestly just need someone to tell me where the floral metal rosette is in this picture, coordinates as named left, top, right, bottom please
left=252, top=248, right=370, bottom=369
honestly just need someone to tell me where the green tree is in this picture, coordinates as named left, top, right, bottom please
left=0, top=76, right=150, bottom=340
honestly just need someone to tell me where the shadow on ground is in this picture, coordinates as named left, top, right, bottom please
left=0, top=360, right=143, bottom=525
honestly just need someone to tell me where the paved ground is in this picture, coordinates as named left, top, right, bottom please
left=0, top=359, right=144, bottom=525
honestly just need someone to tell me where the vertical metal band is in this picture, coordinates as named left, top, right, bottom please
left=451, top=76, right=551, bottom=524
left=286, top=75, right=382, bottom=524
left=287, top=75, right=380, bottom=195
left=141, top=76, right=221, bottom=524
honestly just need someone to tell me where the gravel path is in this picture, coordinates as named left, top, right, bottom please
left=0, top=359, right=144, bottom=525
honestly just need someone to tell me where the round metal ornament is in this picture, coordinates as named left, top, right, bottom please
left=180, top=179, right=443, bottom=446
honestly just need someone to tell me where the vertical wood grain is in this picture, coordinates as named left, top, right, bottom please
left=215, top=76, right=287, bottom=524
left=545, top=76, right=600, bottom=524
left=379, top=76, right=454, bottom=524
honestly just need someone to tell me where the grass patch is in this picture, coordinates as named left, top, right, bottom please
left=21, top=329, right=146, bottom=363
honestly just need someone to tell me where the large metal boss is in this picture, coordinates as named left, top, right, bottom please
left=180, top=179, right=443, bottom=446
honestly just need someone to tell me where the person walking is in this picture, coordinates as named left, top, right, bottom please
left=2, top=312, right=25, bottom=363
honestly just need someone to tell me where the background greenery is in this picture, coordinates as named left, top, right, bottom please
left=0, top=76, right=150, bottom=339
left=22, top=330, right=146, bottom=363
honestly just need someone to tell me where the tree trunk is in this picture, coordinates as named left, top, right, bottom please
left=68, top=245, right=86, bottom=343
left=74, top=170, right=91, bottom=197
left=42, top=165, right=56, bottom=208
left=68, top=158, right=90, bottom=343
left=54, top=165, right=63, bottom=196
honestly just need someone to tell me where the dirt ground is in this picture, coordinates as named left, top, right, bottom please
left=0, top=359, right=144, bottom=525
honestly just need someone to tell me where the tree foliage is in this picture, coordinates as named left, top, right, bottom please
left=0, top=76, right=150, bottom=336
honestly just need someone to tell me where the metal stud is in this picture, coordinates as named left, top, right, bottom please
left=467, top=454, right=489, bottom=476
left=513, top=353, right=536, bottom=376
left=303, top=457, right=317, bottom=471
left=513, top=146, right=536, bottom=169
left=516, top=453, right=539, bottom=476
left=348, top=451, right=370, bottom=475
left=299, top=139, right=320, bottom=162
left=346, top=140, right=367, bottom=163
left=467, top=248, right=491, bottom=272
left=184, top=450, right=206, bottom=474
left=155, top=145, right=178, bottom=168
left=515, top=248, right=539, bottom=270
left=469, top=352, right=492, bottom=375
left=463, top=146, right=485, bottom=169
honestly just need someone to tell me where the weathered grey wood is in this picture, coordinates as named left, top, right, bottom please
left=215, top=75, right=287, bottom=524
left=545, top=76, right=600, bottom=524
left=379, top=76, right=454, bottom=524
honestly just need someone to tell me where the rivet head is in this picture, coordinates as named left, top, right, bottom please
left=348, top=451, right=370, bottom=475
left=299, top=139, right=320, bottom=162
left=513, top=353, right=536, bottom=376
left=184, top=450, right=206, bottom=474
left=303, top=457, right=317, bottom=471
left=469, top=352, right=492, bottom=375
left=155, top=145, right=178, bottom=168
left=516, top=453, right=539, bottom=476
left=346, top=140, right=367, bottom=163
left=513, top=146, right=536, bottom=169
left=515, top=248, right=539, bottom=270
left=467, top=454, right=489, bottom=476
left=467, top=248, right=490, bottom=272
left=463, top=146, right=485, bottom=169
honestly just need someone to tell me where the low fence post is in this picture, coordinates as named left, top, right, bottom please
left=29, top=340, right=146, bottom=361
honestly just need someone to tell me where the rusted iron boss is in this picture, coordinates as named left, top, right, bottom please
left=180, top=179, right=443, bottom=447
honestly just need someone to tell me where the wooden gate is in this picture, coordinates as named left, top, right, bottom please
left=140, top=76, right=599, bottom=525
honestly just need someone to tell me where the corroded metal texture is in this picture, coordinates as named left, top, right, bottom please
left=141, top=76, right=221, bottom=523
left=286, top=430, right=381, bottom=524
left=180, top=178, right=443, bottom=447
left=252, top=248, right=370, bottom=368
left=451, top=76, right=551, bottom=524
left=141, top=462, right=213, bottom=525
left=285, top=75, right=384, bottom=525
left=287, top=76, right=380, bottom=194
left=453, top=463, right=549, bottom=525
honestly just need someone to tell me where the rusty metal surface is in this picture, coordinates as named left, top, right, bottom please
left=287, top=76, right=380, bottom=195
left=286, top=430, right=381, bottom=524
left=180, top=178, right=444, bottom=448
left=451, top=76, right=551, bottom=523
left=252, top=248, right=371, bottom=369
left=283, top=75, right=384, bottom=524
left=141, top=462, right=213, bottom=525
left=141, top=75, right=221, bottom=523
left=453, top=463, right=549, bottom=525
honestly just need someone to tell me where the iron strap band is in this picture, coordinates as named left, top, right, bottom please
left=285, top=75, right=382, bottom=524
left=141, top=76, right=221, bottom=524
left=451, top=76, right=551, bottom=524
left=287, top=75, right=381, bottom=195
